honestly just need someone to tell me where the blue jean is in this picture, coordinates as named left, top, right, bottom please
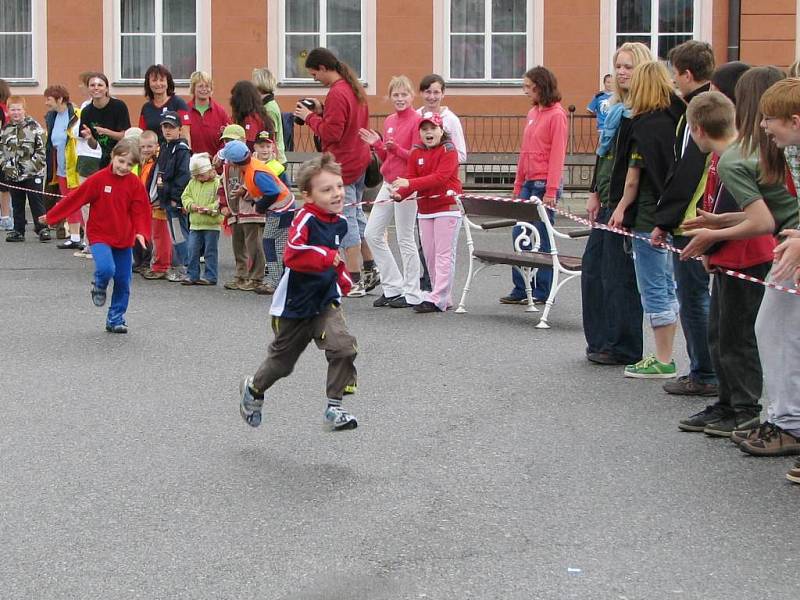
left=91, top=243, right=133, bottom=327
left=509, top=180, right=559, bottom=300
left=631, top=233, right=679, bottom=327
left=672, top=235, right=716, bottom=384
left=187, top=229, right=219, bottom=283
left=580, top=207, right=643, bottom=362
left=342, top=174, right=367, bottom=249
left=166, top=205, right=190, bottom=267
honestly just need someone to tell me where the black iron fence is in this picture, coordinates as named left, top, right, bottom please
left=287, top=106, right=599, bottom=155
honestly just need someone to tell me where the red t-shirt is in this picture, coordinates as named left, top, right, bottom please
left=305, top=79, right=370, bottom=185
left=187, top=99, right=231, bottom=156
left=46, top=166, right=151, bottom=248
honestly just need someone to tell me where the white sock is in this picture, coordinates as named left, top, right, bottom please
left=70, top=233, right=81, bottom=242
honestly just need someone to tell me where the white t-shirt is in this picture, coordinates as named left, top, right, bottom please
left=417, top=106, right=467, bottom=163
left=74, top=99, right=102, bottom=159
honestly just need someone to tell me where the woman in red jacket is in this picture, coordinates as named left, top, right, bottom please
left=392, top=112, right=462, bottom=313
left=42, top=139, right=151, bottom=333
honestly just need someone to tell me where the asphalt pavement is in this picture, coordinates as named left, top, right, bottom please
left=2, top=219, right=799, bottom=600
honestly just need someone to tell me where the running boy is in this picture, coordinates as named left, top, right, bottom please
left=238, top=153, right=358, bottom=432
left=41, top=139, right=150, bottom=333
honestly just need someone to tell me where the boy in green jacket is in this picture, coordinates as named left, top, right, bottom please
left=181, top=153, right=223, bottom=285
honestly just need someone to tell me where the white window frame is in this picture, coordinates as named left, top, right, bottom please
left=611, top=0, right=699, bottom=60
left=443, top=0, right=536, bottom=85
left=277, top=0, right=366, bottom=84
left=3, top=0, right=47, bottom=90
left=600, top=0, right=712, bottom=83
left=105, top=0, right=211, bottom=88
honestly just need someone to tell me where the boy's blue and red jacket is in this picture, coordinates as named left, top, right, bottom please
left=269, top=202, right=353, bottom=319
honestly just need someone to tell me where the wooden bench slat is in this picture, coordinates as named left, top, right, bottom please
left=473, top=250, right=582, bottom=271
left=480, top=219, right=518, bottom=230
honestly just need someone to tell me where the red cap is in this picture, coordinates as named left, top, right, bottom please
left=419, top=111, right=443, bottom=129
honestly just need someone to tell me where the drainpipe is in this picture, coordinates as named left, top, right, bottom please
left=727, top=0, right=741, bottom=61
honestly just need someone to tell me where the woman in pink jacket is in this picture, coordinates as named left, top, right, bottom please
left=500, top=66, right=568, bottom=305
left=359, top=75, right=422, bottom=308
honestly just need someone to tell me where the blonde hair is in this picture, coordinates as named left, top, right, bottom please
left=139, top=129, right=158, bottom=144
left=610, top=42, right=654, bottom=105
left=295, top=153, right=342, bottom=194
left=627, top=61, right=673, bottom=116
left=387, top=75, right=414, bottom=97
left=189, top=71, right=213, bottom=96
left=251, top=68, right=277, bottom=95
left=686, top=91, right=736, bottom=140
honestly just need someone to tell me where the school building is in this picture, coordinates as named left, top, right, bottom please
left=3, top=0, right=798, bottom=152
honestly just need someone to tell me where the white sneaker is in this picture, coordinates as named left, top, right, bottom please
left=347, top=280, right=367, bottom=298
left=167, top=267, right=188, bottom=283
left=323, top=406, right=358, bottom=431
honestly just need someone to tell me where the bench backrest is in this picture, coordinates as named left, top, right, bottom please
left=459, top=195, right=541, bottom=222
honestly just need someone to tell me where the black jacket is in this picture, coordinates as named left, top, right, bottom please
left=610, top=93, right=683, bottom=227
left=156, top=138, right=191, bottom=209
left=654, top=84, right=711, bottom=231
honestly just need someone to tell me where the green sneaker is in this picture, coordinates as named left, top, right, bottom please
left=624, top=354, right=677, bottom=379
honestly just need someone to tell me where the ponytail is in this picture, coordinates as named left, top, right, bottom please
left=305, top=47, right=366, bottom=104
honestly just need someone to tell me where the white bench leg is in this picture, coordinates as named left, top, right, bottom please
left=518, top=266, right=539, bottom=313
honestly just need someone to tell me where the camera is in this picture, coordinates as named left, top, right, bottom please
left=294, top=98, right=317, bottom=125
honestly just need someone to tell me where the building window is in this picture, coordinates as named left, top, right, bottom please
left=280, top=0, right=364, bottom=81
left=615, top=0, right=696, bottom=59
left=446, top=0, right=529, bottom=82
left=117, top=0, right=197, bottom=81
left=0, top=0, right=34, bottom=80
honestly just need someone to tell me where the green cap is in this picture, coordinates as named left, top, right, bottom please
left=220, top=124, right=246, bottom=141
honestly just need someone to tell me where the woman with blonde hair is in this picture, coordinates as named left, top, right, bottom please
left=252, top=68, right=286, bottom=166
left=359, top=75, right=422, bottom=307
left=608, top=61, right=684, bottom=378
left=581, top=42, right=653, bottom=367
left=187, top=71, right=231, bottom=156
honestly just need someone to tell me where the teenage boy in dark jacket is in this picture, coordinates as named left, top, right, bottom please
left=650, top=40, right=718, bottom=398
left=156, top=111, right=192, bottom=282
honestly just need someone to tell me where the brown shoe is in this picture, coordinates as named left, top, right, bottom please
left=254, top=283, right=275, bottom=295
left=224, top=278, right=243, bottom=290
left=237, top=279, right=257, bottom=292
left=663, top=375, right=718, bottom=397
left=786, top=459, right=800, bottom=484
left=730, top=426, right=761, bottom=446
left=141, top=269, right=168, bottom=280
left=739, top=423, right=800, bottom=456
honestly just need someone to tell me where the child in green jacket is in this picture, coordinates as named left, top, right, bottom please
left=181, top=153, right=223, bottom=285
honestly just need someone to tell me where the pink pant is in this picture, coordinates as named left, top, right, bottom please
left=57, top=177, right=83, bottom=225
left=418, top=215, right=461, bottom=311
left=151, top=216, right=172, bottom=272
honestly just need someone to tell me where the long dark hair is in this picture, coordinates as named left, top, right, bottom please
left=524, top=66, right=562, bottom=107
left=230, top=80, right=273, bottom=133
left=734, top=66, right=786, bottom=186
left=305, top=47, right=366, bottom=104
left=144, top=64, right=175, bottom=100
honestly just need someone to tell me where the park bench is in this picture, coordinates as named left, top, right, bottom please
left=454, top=195, right=583, bottom=329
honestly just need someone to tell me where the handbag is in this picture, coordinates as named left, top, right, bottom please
left=364, top=150, right=383, bottom=188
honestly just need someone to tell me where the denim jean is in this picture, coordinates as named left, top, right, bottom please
left=187, top=229, right=219, bottom=283
left=342, top=174, right=366, bottom=249
left=91, top=243, right=133, bottom=327
left=672, top=235, right=716, bottom=384
left=509, top=180, right=559, bottom=300
left=631, top=233, right=679, bottom=327
left=581, top=207, right=643, bottom=363
left=166, top=205, right=190, bottom=267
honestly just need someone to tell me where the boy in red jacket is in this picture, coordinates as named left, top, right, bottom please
left=42, top=139, right=151, bottom=333
left=239, top=153, right=359, bottom=432
left=392, top=112, right=463, bottom=313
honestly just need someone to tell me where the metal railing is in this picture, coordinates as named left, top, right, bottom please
left=286, top=107, right=600, bottom=155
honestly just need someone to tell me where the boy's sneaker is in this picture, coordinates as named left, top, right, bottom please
left=347, top=280, right=367, bottom=298
left=38, top=229, right=52, bottom=242
left=731, top=422, right=771, bottom=446
left=166, top=268, right=188, bottom=283
left=5, top=230, right=24, bottom=242
left=239, top=377, right=264, bottom=428
left=91, top=283, right=107, bottom=307
left=142, top=269, right=168, bottom=280
left=323, top=405, right=358, bottom=431
left=223, top=278, right=243, bottom=290
left=237, top=279, right=257, bottom=292
left=254, top=282, right=275, bottom=295
left=663, top=375, right=718, bottom=396
left=105, top=323, right=128, bottom=334
left=703, top=412, right=760, bottom=438
left=362, top=266, right=380, bottom=292
left=624, top=354, right=676, bottom=379
left=786, top=459, right=800, bottom=484
left=739, top=424, right=800, bottom=456
left=678, top=405, right=727, bottom=432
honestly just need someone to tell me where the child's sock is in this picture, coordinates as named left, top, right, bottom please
left=70, top=233, right=81, bottom=243
left=327, top=397, right=342, bottom=409
left=349, top=271, right=361, bottom=283
left=363, top=259, right=375, bottom=271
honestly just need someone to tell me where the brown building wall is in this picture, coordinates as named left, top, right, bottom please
left=740, top=0, right=796, bottom=67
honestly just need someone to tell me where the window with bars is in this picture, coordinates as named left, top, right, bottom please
left=615, top=0, right=696, bottom=60
left=446, top=0, right=529, bottom=82
left=281, top=0, right=364, bottom=81
left=0, top=0, right=34, bottom=81
left=118, top=0, right=197, bottom=81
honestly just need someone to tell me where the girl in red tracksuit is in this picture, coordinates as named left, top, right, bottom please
left=393, top=112, right=462, bottom=313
